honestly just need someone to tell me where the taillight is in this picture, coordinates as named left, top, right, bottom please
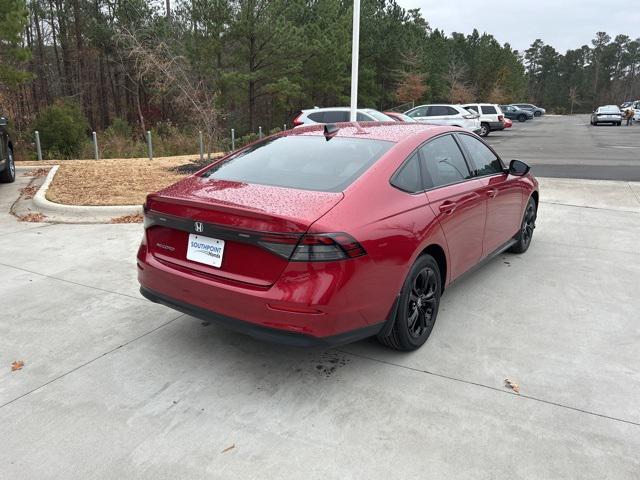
left=498, top=115, right=504, bottom=122
left=292, top=113, right=304, bottom=127
left=258, top=233, right=366, bottom=261
left=463, top=114, right=477, bottom=119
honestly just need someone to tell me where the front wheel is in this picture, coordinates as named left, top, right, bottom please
left=0, top=147, right=15, bottom=183
left=509, top=197, right=537, bottom=254
left=479, top=123, right=490, bottom=137
left=534, top=111, right=542, bottom=117
left=378, top=255, right=442, bottom=351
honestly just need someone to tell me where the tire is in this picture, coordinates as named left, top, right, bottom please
left=517, top=114, right=526, bottom=122
left=534, top=111, right=542, bottom=117
left=378, top=254, right=442, bottom=351
left=479, top=123, right=490, bottom=137
left=0, top=147, right=16, bottom=183
left=617, top=122, right=621, bottom=126
left=509, top=197, right=537, bottom=254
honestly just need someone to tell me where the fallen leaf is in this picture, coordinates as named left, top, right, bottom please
left=504, top=378, right=520, bottom=393
left=221, top=444, right=235, bottom=453
left=11, top=360, right=25, bottom=372
left=110, top=213, right=143, bottom=224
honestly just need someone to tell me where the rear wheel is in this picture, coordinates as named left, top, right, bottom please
left=378, top=255, right=441, bottom=351
left=509, top=197, right=537, bottom=254
left=479, top=123, right=490, bottom=137
left=0, top=147, right=15, bottom=183
left=518, top=114, right=526, bottom=122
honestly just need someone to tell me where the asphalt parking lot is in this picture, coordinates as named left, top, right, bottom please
left=2, top=119, right=640, bottom=478
left=487, top=114, right=640, bottom=181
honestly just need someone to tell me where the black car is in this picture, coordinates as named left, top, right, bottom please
left=0, top=116, right=16, bottom=183
left=500, top=105, right=534, bottom=122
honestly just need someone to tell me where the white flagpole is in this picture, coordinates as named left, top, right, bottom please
left=349, top=0, right=361, bottom=122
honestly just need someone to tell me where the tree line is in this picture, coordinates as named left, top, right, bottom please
left=1, top=0, right=639, bottom=157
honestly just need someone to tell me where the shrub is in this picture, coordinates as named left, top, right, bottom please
left=32, top=100, right=89, bottom=159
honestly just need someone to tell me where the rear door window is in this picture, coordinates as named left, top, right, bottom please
left=481, top=105, right=497, bottom=115
left=324, top=111, right=349, bottom=123
left=204, top=136, right=393, bottom=192
left=457, top=134, right=504, bottom=176
left=428, top=106, right=450, bottom=116
left=407, top=106, right=428, bottom=118
left=419, top=135, right=472, bottom=188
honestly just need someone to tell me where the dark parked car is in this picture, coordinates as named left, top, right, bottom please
left=511, top=103, right=546, bottom=117
left=138, top=123, right=539, bottom=351
left=590, top=105, right=623, bottom=126
left=500, top=105, right=534, bottom=122
left=0, top=116, right=16, bottom=183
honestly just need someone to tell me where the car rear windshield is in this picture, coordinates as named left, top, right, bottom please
left=599, top=106, right=620, bottom=113
left=203, top=136, right=394, bottom=192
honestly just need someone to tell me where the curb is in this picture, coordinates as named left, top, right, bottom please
left=32, top=165, right=142, bottom=222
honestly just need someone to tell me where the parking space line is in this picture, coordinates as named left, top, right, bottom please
left=339, top=349, right=640, bottom=427
left=0, top=314, right=183, bottom=410
left=0, top=261, right=147, bottom=303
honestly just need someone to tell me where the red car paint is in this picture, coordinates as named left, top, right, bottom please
left=138, top=122, right=538, bottom=345
left=504, top=118, right=513, bottom=128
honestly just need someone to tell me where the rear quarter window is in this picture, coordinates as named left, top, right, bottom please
left=204, top=136, right=393, bottom=192
left=481, top=106, right=497, bottom=115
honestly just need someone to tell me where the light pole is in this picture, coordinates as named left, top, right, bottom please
left=349, top=0, right=361, bottom=122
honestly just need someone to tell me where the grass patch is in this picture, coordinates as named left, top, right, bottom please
left=36, top=154, right=220, bottom=206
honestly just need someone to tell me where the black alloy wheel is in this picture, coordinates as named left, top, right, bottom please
left=378, top=254, right=442, bottom=351
left=509, top=197, right=537, bottom=254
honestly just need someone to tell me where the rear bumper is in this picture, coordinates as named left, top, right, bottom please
left=141, top=286, right=384, bottom=347
left=488, top=121, right=505, bottom=131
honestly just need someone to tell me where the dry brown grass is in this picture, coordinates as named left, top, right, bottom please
left=36, top=155, right=214, bottom=206
left=110, top=213, right=144, bottom=223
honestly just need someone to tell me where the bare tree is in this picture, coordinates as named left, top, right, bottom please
left=443, top=59, right=476, bottom=103
left=118, top=28, right=221, bottom=159
left=568, top=86, right=580, bottom=114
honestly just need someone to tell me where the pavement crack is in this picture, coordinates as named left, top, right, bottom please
left=0, top=314, right=183, bottom=410
left=540, top=200, right=640, bottom=214
left=337, top=349, right=640, bottom=428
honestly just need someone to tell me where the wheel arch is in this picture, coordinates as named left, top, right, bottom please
left=419, top=243, right=447, bottom=293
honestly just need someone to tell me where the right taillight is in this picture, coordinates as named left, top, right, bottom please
left=292, top=113, right=304, bottom=127
left=258, top=232, right=366, bottom=261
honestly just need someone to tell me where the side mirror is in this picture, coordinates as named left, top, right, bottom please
left=508, top=159, right=530, bottom=176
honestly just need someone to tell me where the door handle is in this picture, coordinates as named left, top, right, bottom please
left=439, top=201, right=457, bottom=214
left=487, top=189, right=498, bottom=198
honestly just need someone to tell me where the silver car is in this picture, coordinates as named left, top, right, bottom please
left=404, top=104, right=481, bottom=134
left=590, top=105, right=622, bottom=126
left=292, top=107, right=394, bottom=126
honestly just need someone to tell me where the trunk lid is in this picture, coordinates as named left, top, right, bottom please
left=145, top=176, right=343, bottom=286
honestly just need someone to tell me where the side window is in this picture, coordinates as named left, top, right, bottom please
left=481, top=105, right=497, bottom=115
left=457, top=134, right=503, bottom=176
left=429, top=106, right=449, bottom=116
left=465, top=105, right=479, bottom=114
left=446, top=106, right=459, bottom=115
left=391, top=153, right=422, bottom=193
left=420, top=135, right=471, bottom=188
left=324, top=111, right=349, bottom=123
left=407, top=107, right=428, bottom=118
left=307, top=112, right=324, bottom=122
left=356, top=112, right=373, bottom=121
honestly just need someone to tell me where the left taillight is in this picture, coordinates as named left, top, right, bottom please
left=498, top=115, right=504, bottom=122
left=258, top=233, right=366, bottom=262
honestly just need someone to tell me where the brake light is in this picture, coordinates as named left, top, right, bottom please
left=292, top=113, right=304, bottom=127
left=258, top=233, right=366, bottom=261
left=498, top=115, right=504, bottom=122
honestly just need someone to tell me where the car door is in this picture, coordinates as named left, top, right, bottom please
left=456, top=133, right=524, bottom=257
left=406, top=106, right=429, bottom=122
left=426, top=106, right=453, bottom=126
left=420, top=134, right=487, bottom=281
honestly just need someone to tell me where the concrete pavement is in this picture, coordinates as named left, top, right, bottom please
left=1, top=173, right=639, bottom=479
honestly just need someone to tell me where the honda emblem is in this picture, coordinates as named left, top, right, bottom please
left=194, top=222, right=203, bottom=233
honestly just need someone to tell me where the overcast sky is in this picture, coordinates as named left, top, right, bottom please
left=395, top=0, right=640, bottom=53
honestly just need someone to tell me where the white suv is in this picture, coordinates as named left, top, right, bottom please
left=292, top=107, right=394, bottom=126
left=463, top=104, right=505, bottom=137
left=404, top=104, right=481, bottom=134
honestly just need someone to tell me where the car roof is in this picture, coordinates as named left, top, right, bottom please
left=301, top=107, right=380, bottom=113
left=283, top=121, right=456, bottom=143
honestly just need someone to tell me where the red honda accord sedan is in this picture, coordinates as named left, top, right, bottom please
left=138, top=122, right=538, bottom=351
